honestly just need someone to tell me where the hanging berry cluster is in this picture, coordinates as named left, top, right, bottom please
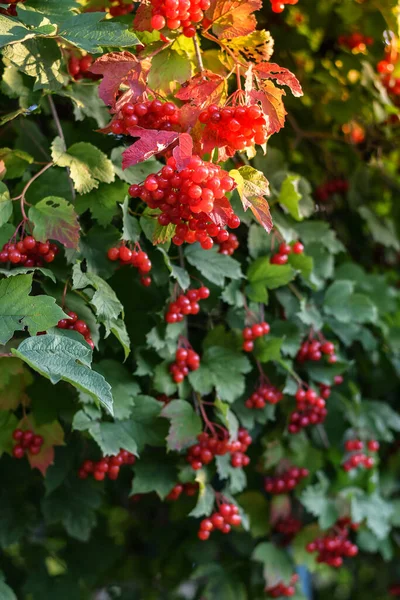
left=338, top=33, right=373, bottom=52
left=166, top=482, right=199, bottom=500
left=269, top=0, right=298, bottom=14
left=111, top=99, right=181, bottom=135
left=270, top=241, right=304, bottom=265
left=0, top=236, right=58, bottom=266
left=274, top=516, right=302, bottom=545
left=266, top=574, right=299, bottom=598
left=169, top=347, right=200, bottom=383
left=12, top=429, right=44, bottom=459
left=78, top=449, right=136, bottom=481
left=165, top=286, right=210, bottom=323
left=245, top=382, right=283, bottom=409
left=242, top=322, right=270, bottom=352
left=217, top=232, right=239, bottom=256
left=315, top=179, right=348, bottom=203
left=296, top=338, right=337, bottom=363
left=342, top=439, right=379, bottom=472
left=186, top=428, right=252, bottom=470
left=107, top=244, right=152, bottom=287
left=306, top=518, right=359, bottom=567
left=264, top=466, right=309, bottom=494
left=199, top=103, right=268, bottom=154
left=377, top=46, right=400, bottom=96
left=149, top=0, right=210, bottom=38
left=288, top=387, right=327, bottom=434
left=57, top=310, right=94, bottom=350
left=129, top=155, right=239, bottom=250
left=197, top=502, right=242, bottom=540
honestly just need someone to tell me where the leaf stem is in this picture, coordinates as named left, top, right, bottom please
left=47, top=95, right=76, bottom=201
left=193, top=35, right=204, bottom=72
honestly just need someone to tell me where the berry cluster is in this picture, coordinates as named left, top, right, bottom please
left=338, top=33, right=373, bottom=52
left=129, top=155, right=239, bottom=250
left=199, top=103, right=268, bottom=154
left=111, top=99, right=181, bottom=135
left=294, top=387, right=326, bottom=411
left=306, top=519, right=359, bottom=567
left=288, top=388, right=328, bottom=434
left=274, top=516, right=302, bottom=545
left=245, top=382, right=283, bottom=409
left=264, top=466, right=309, bottom=495
left=0, top=235, right=58, bottom=266
left=315, top=179, right=348, bottom=203
left=169, top=347, right=200, bottom=383
left=218, top=232, right=239, bottom=256
left=166, top=482, right=198, bottom=501
left=198, top=502, right=241, bottom=540
left=377, top=47, right=400, bottom=97
left=12, top=429, right=44, bottom=459
left=0, top=0, right=24, bottom=17
left=57, top=310, right=94, bottom=350
left=342, top=439, right=379, bottom=472
left=108, top=0, right=134, bottom=16
left=270, top=0, right=298, bottom=14
left=186, top=428, right=252, bottom=470
left=107, top=244, right=152, bottom=287
left=165, top=286, right=210, bottom=323
left=68, top=54, right=99, bottom=80
left=242, top=322, right=270, bottom=352
left=296, top=338, right=337, bottom=363
left=78, top=449, right=136, bottom=481
left=266, top=574, right=299, bottom=598
left=270, top=241, right=304, bottom=265
left=149, top=0, right=210, bottom=38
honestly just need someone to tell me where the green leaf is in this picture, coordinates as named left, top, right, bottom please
left=288, top=252, right=313, bottom=281
left=51, top=137, right=114, bottom=195
left=252, top=542, right=293, bottom=587
left=215, top=454, right=247, bottom=493
left=230, top=165, right=272, bottom=232
left=148, top=47, right=192, bottom=94
left=121, top=197, right=141, bottom=242
left=75, top=182, right=128, bottom=227
left=278, top=174, right=303, bottom=221
left=2, top=38, right=65, bottom=91
left=247, top=258, right=294, bottom=302
left=300, top=473, right=338, bottom=529
left=354, top=400, right=400, bottom=442
left=0, top=148, right=33, bottom=179
left=255, top=336, right=283, bottom=362
left=28, top=196, right=80, bottom=249
left=111, top=148, right=162, bottom=185
left=0, top=274, right=66, bottom=344
left=0, top=13, right=56, bottom=48
left=184, top=244, right=242, bottom=286
left=12, top=334, right=114, bottom=415
left=42, top=477, right=102, bottom=541
left=351, top=491, right=393, bottom=540
left=59, top=12, right=140, bottom=53
left=0, top=578, right=17, bottom=600
left=0, top=266, right=56, bottom=282
left=324, top=280, right=378, bottom=324
left=153, top=361, right=177, bottom=396
left=157, top=247, right=190, bottom=290
left=189, top=477, right=215, bottom=518
left=0, top=410, right=18, bottom=456
left=188, top=346, right=251, bottom=403
left=60, top=84, right=110, bottom=128
left=358, top=206, right=400, bottom=251
left=237, top=491, right=269, bottom=537
left=94, top=360, right=139, bottom=420
left=132, top=459, right=177, bottom=499
left=75, top=417, right=140, bottom=457
left=0, top=182, right=11, bottom=227
left=248, top=223, right=271, bottom=259
left=215, top=398, right=239, bottom=439
left=161, top=400, right=202, bottom=451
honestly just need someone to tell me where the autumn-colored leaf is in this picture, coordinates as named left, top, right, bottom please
left=0, top=357, right=33, bottom=411
left=29, top=196, right=80, bottom=249
left=133, top=2, right=153, bottom=32
left=254, top=62, right=303, bottom=97
left=225, top=30, right=274, bottom=65
left=210, top=194, right=235, bottom=226
left=90, top=51, right=147, bottom=107
left=17, top=416, right=65, bottom=477
left=206, top=0, right=262, bottom=40
left=230, top=165, right=272, bottom=232
left=122, top=127, right=179, bottom=168
left=172, top=133, right=193, bottom=170
left=250, top=82, right=286, bottom=135
left=176, top=70, right=227, bottom=127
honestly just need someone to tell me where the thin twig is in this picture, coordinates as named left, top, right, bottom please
left=13, top=162, right=53, bottom=220
left=47, top=95, right=76, bottom=200
left=193, top=35, right=204, bottom=72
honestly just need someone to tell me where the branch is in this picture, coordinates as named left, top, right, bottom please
left=193, top=35, right=204, bottom=72
left=12, top=162, right=53, bottom=221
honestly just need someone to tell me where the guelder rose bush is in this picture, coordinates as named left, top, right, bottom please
left=0, top=0, right=399, bottom=598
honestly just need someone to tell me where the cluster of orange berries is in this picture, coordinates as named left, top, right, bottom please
left=338, top=33, right=373, bottom=52
left=269, top=0, right=298, bottom=13
left=149, top=0, right=210, bottom=38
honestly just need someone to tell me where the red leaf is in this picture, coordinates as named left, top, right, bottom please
left=176, top=71, right=226, bottom=127
left=250, top=83, right=286, bottom=135
left=133, top=2, right=153, bottom=31
left=206, top=0, right=262, bottom=39
left=18, top=416, right=64, bottom=477
left=230, top=166, right=273, bottom=232
left=210, top=195, right=235, bottom=226
left=90, top=51, right=147, bottom=108
left=172, top=133, right=193, bottom=170
left=122, top=127, right=179, bottom=168
left=254, top=62, right=303, bottom=97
